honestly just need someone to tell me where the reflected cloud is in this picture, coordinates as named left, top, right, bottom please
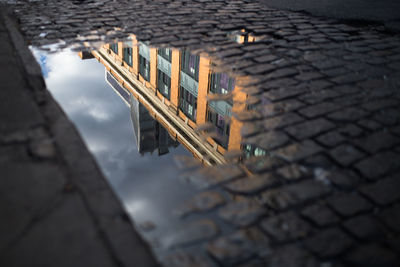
left=32, top=47, right=197, bottom=245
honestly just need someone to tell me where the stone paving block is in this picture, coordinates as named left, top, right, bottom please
left=354, top=131, right=400, bottom=154
left=218, top=197, right=266, bottom=227
left=337, top=124, right=363, bottom=138
left=301, top=203, right=340, bottom=227
left=327, top=107, right=368, bottom=122
left=276, top=164, right=309, bottom=180
left=299, top=89, right=340, bottom=105
left=265, top=68, right=299, bottom=80
left=206, top=228, right=270, bottom=266
left=332, top=84, right=361, bottom=95
left=273, top=140, right=323, bottom=162
left=306, top=79, right=333, bottom=91
left=284, top=118, right=336, bottom=140
left=329, top=144, right=366, bottom=167
left=264, top=85, right=306, bottom=101
left=259, top=180, right=331, bottom=210
left=224, top=173, right=280, bottom=195
left=304, top=228, right=354, bottom=258
left=260, top=211, right=311, bottom=242
left=355, top=152, right=400, bottom=180
left=257, top=99, right=305, bottom=119
left=244, top=155, right=285, bottom=174
left=264, top=245, right=320, bottom=267
left=316, top=131, right=345, bottom=147
left=357, top=119, right=381, bottom=131
left=253, top=54, right=277, bottom=63
left=312, top=59, right=344, bottom=70
left=322, top=67, right=348, bottom=77
left=243, top=130, right=290, bottom=151
left=260, top=77, right=298, bottom=90
left=324, top=170, right=361, bottom=189
left=176, top=191, right=226, bottom=217
left=303, top=52, right=326, bottom=62
left=372, top=108, right=399, bottom=126
left=262, top=112, right=304, bottom=130
left=327, top=193, right=372, bottom=217
left=361, top=99, right=398, bottom=111
left=343, top=214, right=389, bottom=241
left=379, top=203, right=400, bottom=233
left=184, top=164, right=244, bottom=189
left=236, top=259, right=266, bottom=267
left=163, top=251, right=212, bottom=267
left=244, top=63, right=275, bottom=75
left=360, top=174, right=400, bottom=205
left=344, top=243, right=399, bottom=267
left=294, top=71, right=324, bottom=81
left=298, top=101, right=340, bottom=118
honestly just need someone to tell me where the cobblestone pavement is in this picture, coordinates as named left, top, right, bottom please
left=3, top=0, right=400, bottom=266
left=0, top=6, right=158, bottom=267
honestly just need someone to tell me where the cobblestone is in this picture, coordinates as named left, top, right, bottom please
left=218, top=198, right=266, bottom=227
left=354, top=131, right=400, bottom=154
left=344, top=243, right=399, bottom=267
left=304, top=228, right=354, bottom=258
left=379, top=203, right=400, bottom=232
left=329, top=144, right=365, bottom=167
left=224, top=173, right=279, bottom=194
left=355, top=152, right=400, bottom=180
left=273, top=140, right=323, bottom=162
left=327, top=193, right=372, bottom=217
left=284, top=118, right=336, bottom=140
left=316, top=131, right=345, bottom=147
left=360, top=174, right=400, bottom=205
left=260, top=211, right=311, bottom=242
left=301, top=203, right=340, bottom=227
left=343, top=214, right=389, bottom=241
left=243, top=130, right=290, bottom=150
left=327, top=107, right=368, bottom=122
left=176, top=191, right=226, bottom=216
left=206, top=228, right=270, bottom=266
left=264, top=245, right=319, bottom=267
left=276, top=164, right=308, bottom=180
left=259, top=180, right=331, bottom=210
left=164, top=252, right=211, bottom=267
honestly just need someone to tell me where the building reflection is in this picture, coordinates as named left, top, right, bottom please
left=81, top=35, right=264, bottom=165
left=105, top=70, right=179, bottom=155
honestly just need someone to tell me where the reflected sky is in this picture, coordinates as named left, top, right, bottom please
left=31, top=49, right=198, bottom=248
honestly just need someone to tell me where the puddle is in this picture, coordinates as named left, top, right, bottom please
left=30, top=34, right=267, bottom=261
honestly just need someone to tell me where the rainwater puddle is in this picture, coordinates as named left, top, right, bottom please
left=30, top=35, right=265, bottom=260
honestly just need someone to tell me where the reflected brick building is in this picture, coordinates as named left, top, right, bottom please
left=88, top=35, right=251, bottom=164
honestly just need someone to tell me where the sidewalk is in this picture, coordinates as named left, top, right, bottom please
left=0, top=8, right=158, bottom=267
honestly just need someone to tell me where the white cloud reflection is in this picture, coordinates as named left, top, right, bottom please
left=32, top=48, right=198, bottom=244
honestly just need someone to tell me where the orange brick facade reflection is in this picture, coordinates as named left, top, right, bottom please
left=87, top=35, right=248, bottom=163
